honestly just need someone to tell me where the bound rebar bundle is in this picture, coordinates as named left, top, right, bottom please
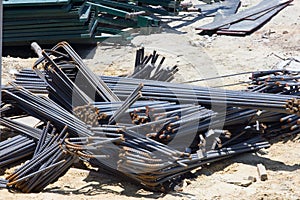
left=1, top=42, right=300, bottom=193
left=6, top=124, right=76, bottom=193
left=0, top=135, right=36, bottom=168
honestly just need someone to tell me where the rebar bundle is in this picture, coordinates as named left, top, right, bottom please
left=0, top=135, right=36, bottom=168
left=0, top=179, right=8, bottom=189
left=248, top=69, right=300, bottom=95
left=2, top=87, right=93, bottom=137
left=100, top=75, right=300, bottom=115
left=1, top=42, right=300, bottom=193
left=6, top=124, right=76, bottom=193
left=129, top=48, right=178, bottom=82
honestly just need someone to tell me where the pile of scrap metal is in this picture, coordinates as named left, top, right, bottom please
left=1, top=42, right=300, bottom=193
left=194, top=0, right=293, bottom=35
left=3, top=0, right=181, bottom=46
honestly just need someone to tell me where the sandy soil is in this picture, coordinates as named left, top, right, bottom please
left=1, top=0, right=300, bottom=199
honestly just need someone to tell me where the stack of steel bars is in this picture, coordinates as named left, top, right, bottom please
left=4, top=0, right=107, bottom=45
left=1, top=87, right=268, bottom=191
left=246, top=69, right=300, bottom=137
left=14, top=42, right=300, bottom=115
left=248, top=69, right=300, bottom=95
left=13, top=46, right=179, bottom=94
left=12, top=69, right=48, bottom=94
left=3, top=0, right=168, bottom=46
left=100, top=75, right=300, bottom=115
left=2, top=88, right=94, bottom=137
left=1, top=42, right=300, bottom=193
left=0, top=113, right=48, bottom=168
left=0, top=179, right=8, bottom=189
left=63, top=125, right=269, bottom=191
left=129, top=48, right=178, bottom=82
left=2, top=0, right=294, bottom=47
left=0, top=135, right=36, bottom=168
left=64, top=132, right=269, bottom=191
left=31, top=41, right=120, bottom=111
left=6, top=124, right=77, bottom=193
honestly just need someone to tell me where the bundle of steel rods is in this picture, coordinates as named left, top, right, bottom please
left=245, top=69, right=300, bottom=136
left=33, top=41, right=120, bottom=104
left=13, top=69, right=48, bottom=94
left=100, top=75, right=300, bottom=115
left=0, top=116, right=47, bottom=168
left=2, top=87, right=93, bottom=137
left=0, top=179, right=8, bottom=189
left=248, top=69, right=300, bottom=95
left=12, top=46, right=179, bottom=93
left=0, top=135, right=36, bottom=168
left=1, top=86, right=269, bottom=191
left=1, top=42, right=300, bottom=193
left=6, top=124, right=76, bottom=193
left=63, top=129, right=269, bottom=191
left=129, top=48, right=178, bottom=82
left=13, top=66, right=300, bottom=115
left=0, top=117, right=43, bottom=140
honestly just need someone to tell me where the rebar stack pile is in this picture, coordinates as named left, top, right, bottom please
left=0, top=135, right=36, bottom=168
left=246, top=69, right=300, bottom=137
left=14, top=50, right=300, bottom=115
left=248, top=69, right=300, bottom=95
left=1, top=42, right=300, bottom=193
left=2, top=87, right=93, bottom=137
left=32, top=42, right=120, bottom=111
left=6, top=124, right=77, bottom=193
left=63, top=125, right=269, bottom=191
left=0, top=116, right=47, bottom=168
left=12, top=69, right=48, bottom=94
left=129, top=48, right=178, bottom=82
left=0, top=179, right=8, bottom=189
left=3, top=0, right=165, bottom=46
left=100, top=75, right=300, bottom=115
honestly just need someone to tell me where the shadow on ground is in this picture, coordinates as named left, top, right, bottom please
left=3, top=44, right=97, bottom=59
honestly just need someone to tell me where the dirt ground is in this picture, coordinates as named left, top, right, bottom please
left=1, top=0, right=300, bottom=199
